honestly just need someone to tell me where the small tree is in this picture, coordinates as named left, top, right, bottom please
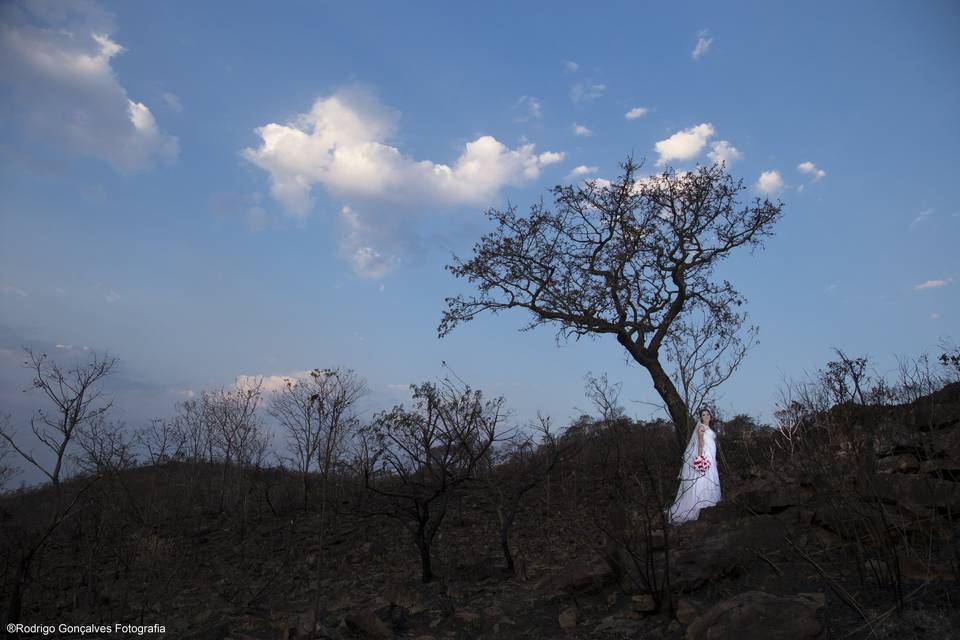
left=357, top=377, right=503, bottom=582
left=267, top=370, right=329, bottom=510
left=0, top=346, right=118, bottom=623
left=438, top=156, right=783, bottom=451
left=474, top=411, right=568, bottom=574
left=306, top=367, right=367, bottom=640
left=202, top=379, right=265, bottom=513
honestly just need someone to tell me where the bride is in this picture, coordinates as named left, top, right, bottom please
left=667, top=408, right=721, bottom=525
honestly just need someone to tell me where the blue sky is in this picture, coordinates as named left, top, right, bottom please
left=1, top=1, right=958, bottom=483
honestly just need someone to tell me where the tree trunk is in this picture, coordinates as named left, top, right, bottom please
left=302, top=470, right=310, bottom=511
left=417, top=536, right=433, bottom=583
left=498, top=502, right=518, bottom=573
left=644, top=357, right=692, bottom=454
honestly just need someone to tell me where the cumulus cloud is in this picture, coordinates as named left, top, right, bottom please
left=707, top=140, right=743, bottom=165
left=797, top=160, right=826, bottom=181
left=915, top=278, right=952, bottom=290
left=625, top=107, right=649, bottom=120
left=241, top=85, right=564, bottom=218
left=654, top=123, right=715, bottom=165
left=0, top=1, right=178, bottom=172
left=564, top=60, right=578, bottom=73
left=566, top=165, right=598, bottom=180
left=692, top=30, right=713, bottom=60
left=570, top=82, right=606, bottom=103
left=573, top=123, right=593, bottom=137
left=755, top=170, right=784, bottom=196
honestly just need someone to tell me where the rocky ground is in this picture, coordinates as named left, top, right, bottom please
left=4, top=384, right=960, bottom=640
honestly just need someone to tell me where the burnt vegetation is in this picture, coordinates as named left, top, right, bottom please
left=2, top=159, right=957, bottom=639
left=1, top=343, right=957, bottom=639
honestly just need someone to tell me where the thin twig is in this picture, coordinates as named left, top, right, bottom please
left=840, top=581, right=930, bottom=639
left=785, top=535, right=868, bottom=622
left=747, top=546, right=784, bottom=576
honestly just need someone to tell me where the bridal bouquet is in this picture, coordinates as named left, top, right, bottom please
left=692, top=455, right=710, bottom=474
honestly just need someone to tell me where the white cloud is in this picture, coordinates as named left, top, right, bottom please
left=564, top=60, right=579, bottom=72
left=1, top=284, right=27, bottom=297
left=570, top=82, right=606, bottom=103
left=797, top=161, right=826, bottom=181
left=692, top=30, right=713, bottom=60
left=909, top=208, right=933, bottom=229
left=915, top=278, right=952, bottom=290
left=707, top=140, right=742, bottom=165
left=625, top=107, right=649, bottom=120
left=235, top=372, right=313, bottom=395
left=654, top=123, right=715, bottom=165
left=161, top=91, right=182, bottom=113
left=755, top=170, right=784, bottom=196
left=512, top=95, right=541, bottom=122
left=242, top=85, right=564, bottom=217
left=824, top=283, right=838, bottom=295
left=0, top=3, right=178, bottom=172
left=566, top=165, right=598, bottom=180
left=930, top=312, right=941, bottom=320
left=573, top=123, right=593, bottom=137
left=337, top=205, right=404, bottom=279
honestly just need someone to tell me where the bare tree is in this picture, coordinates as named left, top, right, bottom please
left=268, top=373, right=322, bottom=510
left=937, top=336, right=959, bottom=383
left=306, top=367, right=367, bottom=640
left=583, top=371, right=626, bottom=423
left=355, top=377, right=503, bottom=583
left=475, top=412, right=568, bottom=574
left=0, top=417, right=20, bottom=492
left=438, top=156, right=784, bottom=451
left=579, top=372, right=632, bottom=490
left=662, top=304, right=757, bottom=418
left=0, top=346, right=118, bottom=623
left=202, top=379, right=265, bottom=513
left=75, top=414, right=138, bottom=474
left=821, top=348, right=870, bottom=405
left=136, top=417, right=185, bottom=465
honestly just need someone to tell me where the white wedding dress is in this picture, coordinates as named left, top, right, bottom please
left=667, top=422, right=721, bottom=524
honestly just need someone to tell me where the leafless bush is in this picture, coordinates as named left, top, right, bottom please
left=771, top=344, right=959, bottom=620
left=354, top=375, right=505, bottom=583
left=471, top=411, right=569, bottom=575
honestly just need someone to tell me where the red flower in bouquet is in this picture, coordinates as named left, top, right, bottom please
left=693, top=455, right=710, bottom=474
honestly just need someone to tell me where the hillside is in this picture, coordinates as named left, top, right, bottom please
left=2, top=383, right=959, bottom=640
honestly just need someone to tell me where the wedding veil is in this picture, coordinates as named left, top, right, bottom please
left=677, top=422, right=700, bottom=479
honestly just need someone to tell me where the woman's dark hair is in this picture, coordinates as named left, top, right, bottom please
left=698, top=407, right=712, bottom=418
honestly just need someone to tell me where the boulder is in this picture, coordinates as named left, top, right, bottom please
left=344, top=607, right=394, bottom=640
left=685, top=591, right=824, bottom=640
left=630, top=594, right=656, bottom=612
left=558, top=605, right=577, bottom=628
left=535, top=553, right=615, bottom=598
left=871, top=474, right=960, bottom=512
left=876, top=453, right=920, bottom=474
left=675, top=597, right=701, bottom=624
